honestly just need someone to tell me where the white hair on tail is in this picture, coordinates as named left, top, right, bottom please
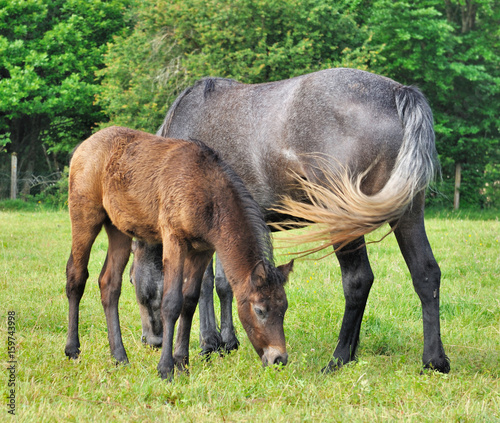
left=270, top=85, right=439, bottom=258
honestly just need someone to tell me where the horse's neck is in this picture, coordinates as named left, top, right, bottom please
left=212, top=206, right=263, bottom=290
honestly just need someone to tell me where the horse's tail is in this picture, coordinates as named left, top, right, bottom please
left=271, top=85, right=438, bottom=257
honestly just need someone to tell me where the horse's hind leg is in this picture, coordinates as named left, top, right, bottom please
left=215, top=255, right=239, bottom=352
left=99, top=222, right=132, bottom=364
left=391, top=192, right=450, bottom=373
left=65, top=211, right=105, bottom=359
left=130, top=241, right=163, bottom=348
left=323, top=236, right=374, bottom=373
left=198, top=260, right=223, bottom=355
left=174, top=252, right=214, bottom=372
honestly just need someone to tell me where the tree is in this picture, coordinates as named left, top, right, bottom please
left=98, top=0, right=380, bottom=132
left=0, top=0, right=132, bottom=194
left=367, top=0, right=500, bottom=207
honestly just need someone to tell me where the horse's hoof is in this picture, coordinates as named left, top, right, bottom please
left=221, top=336, right=240, bottom=354
left=65, top=346, right=80, bottom=360
left=199, top=333, right=223, bottom=358
left=321, top=358, right=347, bottom=374
left=142, top=334, right=163, bottom=348
left=115, top=358, right=130, bottom=367
left=158, top=366, right=174, bottom=381
left=113, top=350, right=129, bottom=365
left=422, top=356, right=451, bottom=374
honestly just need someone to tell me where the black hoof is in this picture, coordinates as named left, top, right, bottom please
left=65, top=346, right=80, bottom=360
left=199, top=332, right=223, bottom=359
left=321, top=358, right=348, bottom=374
left=221, top=336, right=240, bottom=354
left=423, top=356, right=451, bottom=374
left=158, top=368, right=174, bottom=382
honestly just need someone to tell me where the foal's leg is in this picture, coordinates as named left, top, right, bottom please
left=157, top=235, right=187, bottom=381
left=65, top=210, right=105, bottom=359
left=323, top=236, right=374, bottom=373
left=99, top=222, right=132, bottom=364
left=174, top=252, right=214, bottom=372
left=198, top=260, right=223, bottom=355
left=391, top=193, right=450, bottom=373
left=215, top=255, right=239, bottom=352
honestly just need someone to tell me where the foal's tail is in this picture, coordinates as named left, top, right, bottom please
left=271, top=85, right=438, bottom=256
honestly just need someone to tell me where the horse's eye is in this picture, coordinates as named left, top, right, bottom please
left=253, top=305, right=267, bottom=319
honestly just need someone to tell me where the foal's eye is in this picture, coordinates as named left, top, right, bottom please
left=253, top=305, right=267, bottom=319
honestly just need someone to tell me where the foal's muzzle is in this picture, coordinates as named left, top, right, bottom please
left=262, top=346, right=288, bottom=367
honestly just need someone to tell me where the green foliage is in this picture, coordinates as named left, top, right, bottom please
left=0, top=198, right=40, bottom=211
left=1, top=0, right=498, bottom=207
left=367, top=0, right=500, bottom=207
left=32, top=166, right=69, bottom=209
left=0, top=0, right=132, bottom=186
left=99, top=0, right=380, bottom=132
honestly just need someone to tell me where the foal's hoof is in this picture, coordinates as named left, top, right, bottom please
left=115, top=357, right=130, bottom=366
left=65, top=345, right=80, bottom=360
left=158, top=366, right=174, bottom=382
left=112, top=349, right=129, bottom=365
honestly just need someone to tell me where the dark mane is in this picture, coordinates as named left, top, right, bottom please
left=202, top=77, right=239, bottom=98
left=189, top=137, right=275, bottom=267
left=157, top=77, right=240, bottom=136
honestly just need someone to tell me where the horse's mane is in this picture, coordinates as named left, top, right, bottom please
left=202, top=77, right=239, bottom=98
left=157, top=77, right=239, bottom=137
left=189, top=138, right=275, bottom=268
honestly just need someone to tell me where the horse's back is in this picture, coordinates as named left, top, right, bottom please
left=70, top=127, right=201, bottom=242
left=162, top=68, right=407, bottom=208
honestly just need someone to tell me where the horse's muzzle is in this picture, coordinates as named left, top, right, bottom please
left=262, top=346, right=288, bottom=367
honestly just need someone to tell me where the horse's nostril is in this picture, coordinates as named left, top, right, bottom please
left=273, top=353, right=288, bottom=366
left=262, top=347, right=288, bottom=367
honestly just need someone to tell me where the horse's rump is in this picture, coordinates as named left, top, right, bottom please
left=158, top=69, right=438, bottom=250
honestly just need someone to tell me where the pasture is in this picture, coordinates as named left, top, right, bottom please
left=1, top=209, right=499, bottom=422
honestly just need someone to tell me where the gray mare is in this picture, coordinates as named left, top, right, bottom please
left=130, top=68, right=450, bottom=373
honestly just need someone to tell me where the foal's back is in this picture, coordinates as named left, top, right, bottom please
left=70, top=126, right=229, bottom=246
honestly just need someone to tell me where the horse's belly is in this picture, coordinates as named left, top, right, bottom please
left=102, top=195, right=162, bottom=244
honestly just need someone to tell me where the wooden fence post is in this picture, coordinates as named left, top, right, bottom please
left=10, top=153, right=17, bottom=200
left=454, top=162, right=461, bottom=210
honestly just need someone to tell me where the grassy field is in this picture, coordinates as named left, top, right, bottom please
left=0, top=209, right=499, bottom=422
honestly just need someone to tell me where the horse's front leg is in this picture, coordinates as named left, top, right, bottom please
left=198, top=260, right=223, bottom=355
left=391, top=193, right=450, bottom=373
left=215, top=255, right=239, bottom=352
left=323, top=236, right=374, bottom=373
left=157, top=238, right=186, bottom=381
left=174, top=252, right=214, bottom=372
left=99, top=223, right=132, bottom=364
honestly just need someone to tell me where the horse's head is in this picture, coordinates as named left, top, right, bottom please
left=236, top=260, right=293, bottom=367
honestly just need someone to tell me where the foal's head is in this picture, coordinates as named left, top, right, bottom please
left=236, top=260, right=293, bottom=367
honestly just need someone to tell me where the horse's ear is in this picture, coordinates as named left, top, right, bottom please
left=250, top=260, right=267, bottom=288
left=278, top=260, right=294, bottom=282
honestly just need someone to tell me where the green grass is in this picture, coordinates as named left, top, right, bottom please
left=1, top=210, right=499, bottom=422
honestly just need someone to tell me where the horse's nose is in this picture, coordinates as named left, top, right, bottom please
left=262, top=347, right=288, bottom=367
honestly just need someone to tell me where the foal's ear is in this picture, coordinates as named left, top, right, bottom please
left=278, top=260, right=294, bottom=282
left=250, top=260, right=267, bottom=288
